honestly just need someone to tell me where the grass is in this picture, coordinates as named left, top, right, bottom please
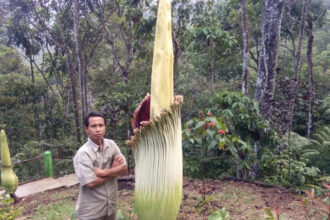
left=214, top=187, right=266, bottom=219
left=16, top=178, right=315, bottom=220
left=117, top=189, right=137, bottom=219
left=178, top=186, right=266, bottom=220
left=31, top=201, right=75, bottom=220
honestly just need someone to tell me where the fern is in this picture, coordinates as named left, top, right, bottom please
left=310, top=125, right=330, bottom=174
left=317, top=96, right=330, bottom=124
left=321, top=97, right=330, bottom=110
left=283, top=132, right=310, bottom=154
left=323, top=126, right=330, bottom=135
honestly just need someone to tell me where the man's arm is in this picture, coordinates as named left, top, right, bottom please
left=74, top=152, right=108, bottom=189
left=94, top=156, right=127, bottom=178
left=85, top=176, right=110, bottom=189
left=86, top=157, right=127, bottom=189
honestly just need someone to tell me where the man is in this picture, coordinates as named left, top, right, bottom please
left=73, top=111, right=127, bottom=220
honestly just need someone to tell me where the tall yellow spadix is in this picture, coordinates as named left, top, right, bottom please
left=1, top=130, right=18, bottom=194
left=126, top=0, right=183, bottom=219
left=150, top=0, right=174, bottom=118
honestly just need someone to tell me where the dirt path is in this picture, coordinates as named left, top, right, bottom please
left=178, top=178, right=305, bottom=220
left=15, top=177, right=317, bottom=220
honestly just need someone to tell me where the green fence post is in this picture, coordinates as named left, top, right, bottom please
left=44, top=151, right=53, bottom=178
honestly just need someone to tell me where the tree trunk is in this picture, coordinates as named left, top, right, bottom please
left=123, top=73, right=132, bottom=172
left=210, top=41, right=215, bottom=94
left=30, top=0, right=83, bottom=143
left=255, top=43, right=268, bottom=101
left=66, top=50, right=82, bottom=144
left=236, top=157, right=241, bottom=178
left=294, top=0, right=308, bottom=82
left=54, top=16, right=82, bottom=144
left=73, top=0, right=88, bottom=120
left=30, top=55, right=41, bottom=142
left=84, top=58, right=89, bottom=113
left=257, top=0, right=285, bottom=120
left=240, top=0, right=249, bottom=95
left=29, top=56, right=35, bottom=84
left=281, top=0, right=309, bottom=134
left=307, top=14, right=314, bottom=139
left=103, top=5, right=136, bottom=172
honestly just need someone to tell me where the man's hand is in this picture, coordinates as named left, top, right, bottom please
left=112, top=156, right=125, bottom=168
left=94, top=166, right=104, bottom=177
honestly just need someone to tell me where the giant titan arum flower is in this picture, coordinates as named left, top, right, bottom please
left=126, top=0, right=183, bottom=219
left=1, top=130, right=18, bottom=194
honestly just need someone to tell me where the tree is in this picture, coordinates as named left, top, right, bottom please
left=212, top=92, right=279, bottom=179
left=184, top=1, right=238, bottom=93
left=171, top=0, right=195, bottom=70
left=100, top=0, right=157, bottom=171
left=256, top=0, right=285, bottom=121
left=281, top=0, right=309, bottom=134
left=17, top=0, right=83, bottom=143
left=7, top=2, right=45, bottom=141
left=306, top=13, right=314, bottom=139
left=0, top=45, right=24, bottom=75
left=72, top=0, right=111, bottom=121
left=0, top=0, right=10, bottom=44
left=0, top=73, right=47, bottom=152
left=240, top=0, right=249, bottom=95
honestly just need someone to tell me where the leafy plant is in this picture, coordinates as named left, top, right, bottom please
left=300, top=182, right=330, bottom=219
left=183, top=112, right=230, bottom=180
left=316, top=96, right=330, bottom=125
left=208, top=207, right=230, bottom=220
left=211, top=91, right=279, bottom=178
left=0, top=193, right=22, bottom=220
left=265, top=207, right=286, bottom=220
left=262, top=132, right=320, bottom=187
left=212, top=92, right=279, bottom=147
left=183, top=111, right=254, bottom=199
left=116, top=209, right=126, bottom=220
left=310, top=125, right=330, bottom=174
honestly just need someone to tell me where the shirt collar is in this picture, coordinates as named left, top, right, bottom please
left=88, top=138, right=105, bottom=152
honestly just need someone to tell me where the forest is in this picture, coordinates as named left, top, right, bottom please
left=0, top=0, right=330, bottom=219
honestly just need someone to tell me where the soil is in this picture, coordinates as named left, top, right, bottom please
left=15, top=177, right=321, bottom=220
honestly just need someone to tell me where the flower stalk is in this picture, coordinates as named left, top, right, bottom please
left=126, top=0, right=183, bottom=219
left=1, top=130, right=18, bottom=194
left=127, top=96, right=183, bottom=219
left=150, top=0, right=174, bottom=118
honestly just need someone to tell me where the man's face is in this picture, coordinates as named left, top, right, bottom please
left=85, top=116, right=106, bottom=144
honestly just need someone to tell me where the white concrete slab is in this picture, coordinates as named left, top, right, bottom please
left=14, top=174, right=79, bottom=198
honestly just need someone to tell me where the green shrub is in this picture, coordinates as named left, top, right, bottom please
left=208, top=207, right=230, bottom=220
left=211, top=91, right=279, bottom=148
left=183, top=112, right=231, bottom=179
left=262, top=132, right=320, bottom=188
left=183, top=111, right=250, bottom=179
left=0, top=193, right=22, bottom=220
left=212, top=92, right=280, bottom=179
left=310, top=125, right=330, bottom=174
left=299, top=182, right=330, bottom=219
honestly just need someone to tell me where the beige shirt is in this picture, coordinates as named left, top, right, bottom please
left=73, top=138, right=126, bottom=219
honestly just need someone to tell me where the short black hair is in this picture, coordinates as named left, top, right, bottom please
left=84, top=111, right=106, bottom=127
